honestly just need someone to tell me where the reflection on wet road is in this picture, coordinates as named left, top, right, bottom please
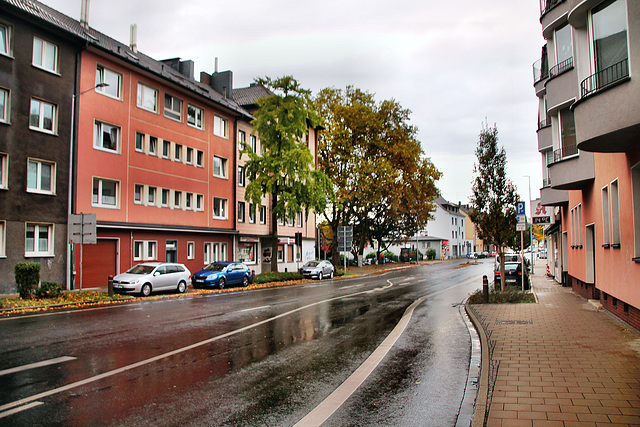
left=0, top=259, right=493, bottom=425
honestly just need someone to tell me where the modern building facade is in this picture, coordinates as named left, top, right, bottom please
left=534, top=0, right=640, bottom=329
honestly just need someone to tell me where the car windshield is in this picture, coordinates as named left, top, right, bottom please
left=203, top=263, right=227, bottom=272
left=126, top=265, right=155, bottom=274
left=504, top=263, right=520, bottom=273
left=304, top=261, right=320, bottom=267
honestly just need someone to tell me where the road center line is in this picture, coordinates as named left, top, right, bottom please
left=0, top=283, right=392, bottom=414
left=237, top=305, right=271, bottom=313
left=0, top=356, right=77, bottom=377
left=0, top=402, right=43, bottom=419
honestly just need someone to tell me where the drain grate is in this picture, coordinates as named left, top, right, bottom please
left=496, top=320, right=532, bottom=325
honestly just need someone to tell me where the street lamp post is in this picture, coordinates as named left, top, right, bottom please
left=524, top=175, right=534, bottom=274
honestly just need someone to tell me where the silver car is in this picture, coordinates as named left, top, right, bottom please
left=302, top=260, right=335, bottom=280
left=113, top=262, right=191, bottom=296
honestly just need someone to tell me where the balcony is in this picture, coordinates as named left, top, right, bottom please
left=540, top=0, right=564, bottom=17
left=548, top=149, right=595, bottom=190
left=537, top=122, right=552, bottom=151
left=549, top=57, right=573, bottom=80
left=580, top=59, right=629, bottom=98
left=540, top=186, right=568, bottom=206
left=533, top=57, right=549, bottom=85
left=551, top=144, right=578, bottom=163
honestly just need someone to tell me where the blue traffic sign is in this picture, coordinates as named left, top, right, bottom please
left=517, top=201, right=525, bottom=216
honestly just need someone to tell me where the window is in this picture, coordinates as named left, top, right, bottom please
left=173, top=190, right=182, bottom=209
left=1, top=23, right=11, bottom=56
left=632, top=163, right=640, bottom=260
left=214, top=115, right=228, bottom=138
left=187, top=104, right=203, bottom=129
left=238, top=166, right=245, bottom=186
left=134, top=184, right=143, bottom=204
left=185, top=192, right=193, bottom=210
left=196, top=150, right=204, bottom=168
left=25, top=223, right=53, bottom=257
left=602, top=185, right=610, bottom=247
left=592, top=0, right=628, bottom=77
left=148, top=186, right=156, bottom=206
left=92, top=178, right=119, bottom=208
left=213, top=156, right=227, bottom=178
left=187, top=241, right=195, bottom=260
left=137, top=83, right=158, bottom=112
left=94, top=121, right=120, bottom=153
left=164, top=93, right=182, bottom=121
left=238, top=243, right=256, bottom=265
left=213, top=197, right=227, bottom=219
left=0, top=87, right=8, bottom=123
left=559, top=108, right=576, bottom=157
left=196, top=194, right=204, bottom=211
left=250, top=135, right=257, bottom=153
left=0, top=220, right=5, bottom=257
left=186, top=147, right=194, bottom=165
left=204, top=242, right=227, bottom=264
left=249, top=203, right=256, bottom=224
left=96, top=65, right=121, bottom=99
left=30, top=99, right=56, bottom=133
left=238, top=130, right=246, bottom=151
left=238, top=201, right=245, bottom=223
left=260, top=205, right=266, bottom=224
left=552, top=23, right=573, bottom=76
left=174, top=143, right=182, bottom=162
left=135, top=132, right=145, bottom=152
left=161, top=189, right=170, bottom=207
left=149, top=136, right=158, bottom=156
left=0, top=152, right=7, bottom=190
left=27, top=159, right=55, bottom=194
left=611, top=179, right=620, bottom=247
left=32, top=36, right=57, bottom=73
left=297, top=212, right=303, bottom=227
left=134, top=241, right=157, bottom=261
left=162, top=140, right=170, bottom=159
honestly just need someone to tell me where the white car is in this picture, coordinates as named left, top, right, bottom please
left=301, top=260, right=335, bottom=280
left=113, top=262, right=191, bottom=296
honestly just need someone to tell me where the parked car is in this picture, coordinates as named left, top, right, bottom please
left=191, top=262, right=251, bottom=289
left=112, top=262, right=191, bottom=297
left=494, top=261, right=530, bottom=289
left=301, top=260, right=335, bottom=280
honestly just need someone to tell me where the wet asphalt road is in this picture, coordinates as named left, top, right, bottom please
left=0, top=259, right=493, bottom=426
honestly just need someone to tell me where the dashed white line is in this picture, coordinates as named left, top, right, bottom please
left=0, top=356, right=77, bottom=377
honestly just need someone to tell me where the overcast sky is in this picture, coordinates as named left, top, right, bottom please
left=41, top=0, right=544, bottom=206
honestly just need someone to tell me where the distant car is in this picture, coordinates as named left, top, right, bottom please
left=112, top=262, right=191, bottom=297
left=191, top=262, right=251, bottom=289
left=302, top=260, right=335, bottom=280
left=494, top=261, right=530, bottom=289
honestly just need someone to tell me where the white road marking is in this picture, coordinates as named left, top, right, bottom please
left=0, top=402, right=43, bottom=419
left=0, top=356, right=77, bottom=377
left=237, top=305, right=271, bottom=313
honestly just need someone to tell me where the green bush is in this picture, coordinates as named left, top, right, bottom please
left=254, top=271, right=304, bottom=284
left=35, top=281, right=63, bottom=299
left=426, top=248, right=437, bottom=260
left=468, top=286, right=536, bottom=304
left=14, top=262, right=41, bottom=299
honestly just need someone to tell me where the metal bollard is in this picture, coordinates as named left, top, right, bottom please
left=108, top=275, right=114, bottom=297
left=251, top=270, right=256, bottom=284
left=483, top=275, right=489, bottom=303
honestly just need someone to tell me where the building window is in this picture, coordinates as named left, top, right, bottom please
left=213, top=197, right=227, bottom=219
left=238, top=201, right=245, bottom=223
left=25, top=223, right=53, bottom=257
left=632, top=163, right=640, bottom=260
left=1, top=23, right=12, bottom=56
left=249, top=204, right=256, bottom=224
left=196, top=150, right=204, bottom=168
left=0, top=87, right=9, bottom=123
left=250, top=135, right=257, bottom=153
left=92, top=178, right=119, bottom=208
left=187, top=104, right=203, bottom=129
left=164, top=93, right=182, bottom=121
left=134, top=184, right=143, bottom=204
left=161, top=189, right=170, bottom=207
left=137, top=83, right=158, bottom=112
left=602, top=185, right=610, bottom=247
left=186, top=147, right=194, bottom=165
left=32, top=36, right=57, bottom=73
left=214, top=115, right=228, bottom=138
left=238, top=166, right=245, bottom=187
left=558, top=108, right=577, bottom=159
left=204, top=242, right=227, bottom=264
left=148, top=186, right=156, bottom=206
left=238, top=243, right=256, bottom=265
left=27, top=159, right=55, bottom=195
left=95, top=65, right=121, bottom=99
left=260, top=205, right=266, bottom=224
left=611, top=179, right=620, bottom=247
left=94, top=121, right=120, bottom=153
left=196, top=194, right=204, bottom=211
left=134, top=241, right=157, bottom=261
left=552, top=23, right=573, bottom=77
left=174, top=143, right=182, bottom=162
left=213, top=156, right=227, bottom=178
left=297, top=211, right=303, bottom=227
left=0, top=220, right=5, bottom=257
left=29, top=98, right=56, bottom=133
left=149, top=136, right=158, bottom=156
left=592, top=0, right=628, bottom=79
left=187, top=241, right=195, bottom=260
left=173, top=190, right=182, bottom=209
left=185, top=192, right=193, bottom=210
left=135, top=132, right=145, bottom=152
left=0, top=152, right=7, bottom=190
left=162, top=140, right=170, bottom=159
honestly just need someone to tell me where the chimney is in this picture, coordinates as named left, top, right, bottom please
left=214, top=57, right=219, bottom=73
left=130, top=24, right=137, bottom=53
left=80, top=0, right=90, bottom=29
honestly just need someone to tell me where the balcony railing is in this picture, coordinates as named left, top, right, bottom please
left=542, top=177, right=551, bottom=188
left=538, top=118, right=550, bottom=130
left=533, top=55, right=548, bottom=84
left=552, top=144, right=578, bottom=164
left=580, top=58, right=629, bottom=98
left=540, top=0, right=563, bottom=17
left=548, top=57, right=573, bottom=80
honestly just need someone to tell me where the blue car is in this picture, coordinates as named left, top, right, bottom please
left=191, top=262, right=251, bottom=289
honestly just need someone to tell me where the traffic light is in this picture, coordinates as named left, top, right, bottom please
left=295, top=232, right=302, bottom=246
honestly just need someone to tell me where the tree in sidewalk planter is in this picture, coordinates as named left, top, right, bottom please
left=314, top=86, right=441, bottom=266
left=14, top=262, right=41, bottom=299
left=243, top=76, right=333, bottom=273
left=468, top=123, right=520, bottom=292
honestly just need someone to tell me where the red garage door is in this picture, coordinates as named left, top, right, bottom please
left=81, top=239, right=118, bottom=288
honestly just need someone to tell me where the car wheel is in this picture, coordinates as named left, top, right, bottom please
left=218, top=277, right=226, bottom=290
left=329, top=270, right=334, bottom=279
left=177, top=281, right=187, bottom=294
left=141, top=283, right=152, bottom=297
left=318, top=272, right=323, bottom=280
left=242, top=276, right=249, bottom=287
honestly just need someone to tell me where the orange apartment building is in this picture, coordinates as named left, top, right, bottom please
left=534, top=0, right=640, bottom=329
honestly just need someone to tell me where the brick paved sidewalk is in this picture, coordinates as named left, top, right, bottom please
left=468, top=265, right=640, bottom=426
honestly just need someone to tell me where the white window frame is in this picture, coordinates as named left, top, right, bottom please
left=32, top=36, right=58, bottom=73
left=186, top=147, right=194, bottom=165
left=137, top=82, right=158, bottom=113
left=29, top=98, right=57, bottom=134
left=0, top=152, right=8, bottom=190
left=164, top=93, right=183, bottom=122
left=161, top=188, right=170, bottom=207
left=631, top=162, right=640, bottom=260
left=94, top=120, right=120, bottom=153
left=162, top=140, right=171, bottom=159
left=0, top=87, right=9, bottom=123
left=187, top=104, right=204, bottom=130
left=238, top=201, right=245, bottom=223
left=214, top=115, right=228, bottom=138
left=134, top=240, right=157, bottom=261
left=149, top=136, right=158, bottom=156
left=204, top=242, right=226, bottom=264
left=173, top=190, right=182, bottom=209
left=25, top=222, right=54, bottom=257
left=602, top=185, right=611, bottom=246
left=148, top=186, right=157, bottom=206
left=27, top=158, right=55, bottom=195
left=187, top=241, right=195, bottom=260
left=238, top=130, right=246, bottom=151
left=249, top=203, right=256, bottom=224
left=297, top=211, right=303, bottom=227
left=250, top=135, right=257, bottom=153
left=134, top=183, right=143, bottom=204
left=135, top=132, right=145, bottom=152
left=196, top=194, right=204, bottom=212
left=196, top=150, right=204, bottom=168
left=185, top=192, right=193, bottom=210
left=213, top=156, right=227, bottom=179
left=238, top=165, right=245, bottom=187
left=0, top=22, right=12, bottom=57
left=95, top=65, right=122, bottom=99
left=213, top=197, right=227, bottom=219
left=92, top=177, right=119, bottom=209
left=174, top=143, right=182, bottom=162
left=260, top=205, right=266, bottom=224
left=611, top=179, right=620, bottom=247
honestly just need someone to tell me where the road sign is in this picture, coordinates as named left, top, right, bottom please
left=337, top=226, right=353, bottom=252
left=68, top=213, right=97, bottom=244
left=533, top=216, right=551, bottom=225
left=517, top=201, right=526, bottom=216
left=516, top=222, right=527, bottom=232
left=517, top=214, right=526, bottom=223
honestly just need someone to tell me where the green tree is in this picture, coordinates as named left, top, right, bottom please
left=243, top=76, right=333, bottom=272
left=314, top=87, right=441, bottom=264
left=468, top=123, right=520, bottom=291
